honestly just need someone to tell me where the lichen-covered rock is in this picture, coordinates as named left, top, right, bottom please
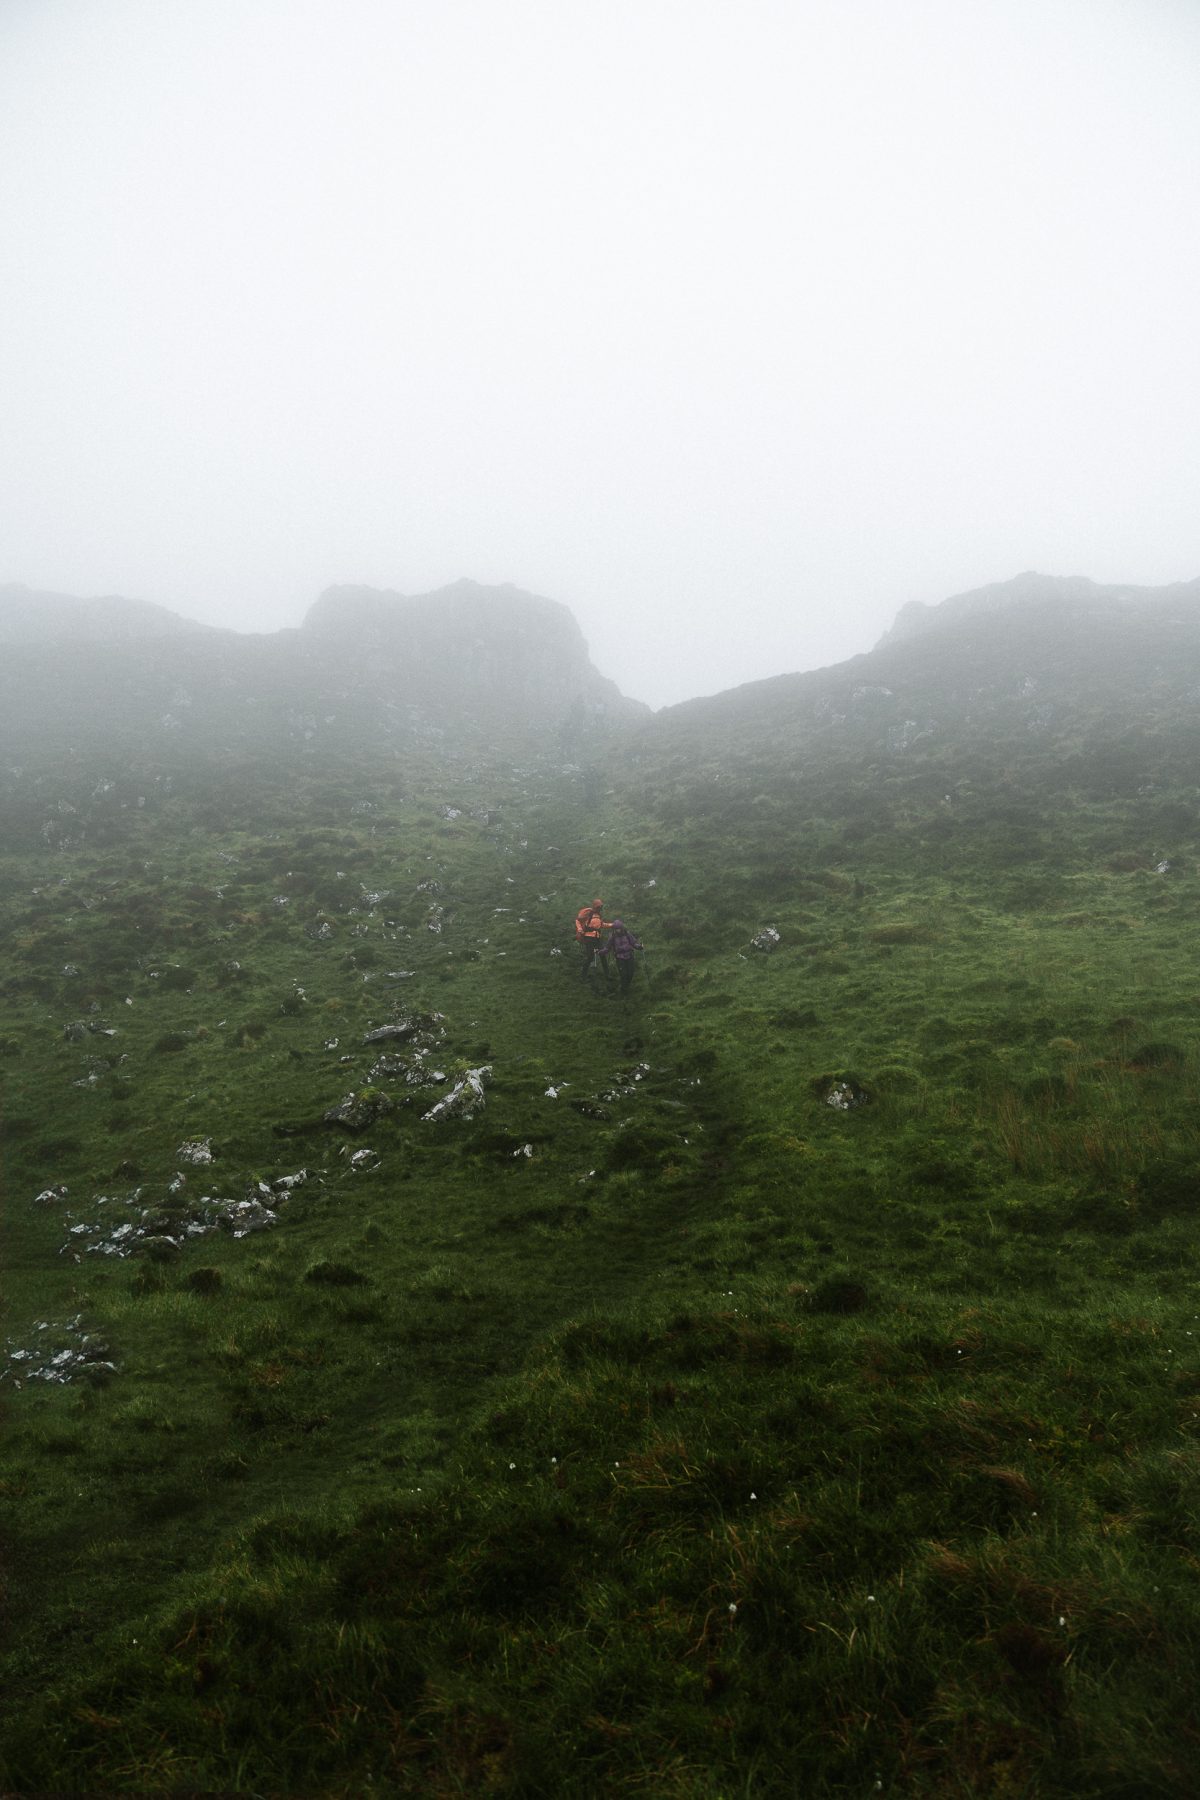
left=363, top=1020, right=421, bottom=1045
left=323, top=1087, right=393, bottom=1132
left=422, top=1066, right=492, bottom=1123
left=176, top=1139, right=214, bottom=1165
left=751, top=927, right=781, bottom=952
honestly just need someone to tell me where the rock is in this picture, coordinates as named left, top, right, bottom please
left=323, top=1088, right=393, bottom=1132
left=32, top=1184, right=69, bottom=1206
left=348, top=1148, right=380, bottom=1172
left=176, top=1139, right=214, bottom=1165
left=363, top=1020, right=421, bottom=1044
left=422, top=1066, right=492, bottom=1123
left=3, top=1315, right=117, bottom=1387
left=823, top=1078, right=870, bottom=1111
left=751, top=927, right=781, bottom=952
left=206, top=1195, right=277, bottom=1237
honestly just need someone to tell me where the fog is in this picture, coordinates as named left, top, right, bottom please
left=2, top=0, right=1198, bottom=708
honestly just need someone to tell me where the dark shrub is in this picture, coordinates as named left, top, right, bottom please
left=154, top=1032, right=189, bottom=1054
left=809, top=1276, right=870, bottom=1314
left=304, top=1260, right=369, bottom=1287
left=1129, top=1042, right=1186, bottom=1071
left=185, top=1267, right=223, bottom=1295
left=1136, top=1160, right=1200, bottom=1220
left=770, top=1009, right=818, bottom=1031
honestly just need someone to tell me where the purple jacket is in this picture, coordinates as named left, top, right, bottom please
left=607, top=921, right=641, bottom=961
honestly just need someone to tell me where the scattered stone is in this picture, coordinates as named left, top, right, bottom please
left=823, top=1078, right=871, bottom=1111
left=751, top=926, right=781, bottom=952
left=176, top=1139, right=214, bottom=1165
left=422, top=1066, right=492, bottom=1123
left=363, top=1020, right=421, bottom=1045
left=273, top=1170, right=309, bottom=1192
left=348, top=1148, right=380, bottom=1172
left=3, top=1315, right=115, bottom=1387
left=323, top=1088, right=393, bottom=1132
left=32, top=1185, right=68, bottom=1206
left=215, top=1196, right=277, bottom=1237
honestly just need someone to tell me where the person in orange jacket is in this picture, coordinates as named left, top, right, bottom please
left=574, top=896, right=610, bottom=980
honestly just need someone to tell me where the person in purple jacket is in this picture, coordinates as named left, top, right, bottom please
left=605, top=917, right=643, bottom=996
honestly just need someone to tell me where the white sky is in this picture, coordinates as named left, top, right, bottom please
left=2, top=0, right=1199, bottom=707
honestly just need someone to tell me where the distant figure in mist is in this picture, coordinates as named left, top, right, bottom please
left=605, top=917, right=643, bottom=996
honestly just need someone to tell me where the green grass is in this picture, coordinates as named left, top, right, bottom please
left=3, top=739, right=1200, bottom=1794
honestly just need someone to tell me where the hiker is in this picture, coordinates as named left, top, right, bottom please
left=575, top=897, right=609, bottom=980
left=605, top=917, right=643, bottom=995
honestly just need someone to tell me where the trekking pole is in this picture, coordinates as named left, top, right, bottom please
left=638, top=947, right=651, bottom=991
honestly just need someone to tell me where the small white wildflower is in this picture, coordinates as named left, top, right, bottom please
left=728, top=1602, right=737, bottom=1615
left=750, top=1492, right=758, bottom=1501
left=867, top=1594, right=875, bottom=1602
left=1058, top=1615, right=1066, bottom=1627
left=508, top=1462, right=516, bottom=1471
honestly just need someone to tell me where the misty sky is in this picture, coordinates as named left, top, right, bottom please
left=3, top=0, right=1199, bottom=708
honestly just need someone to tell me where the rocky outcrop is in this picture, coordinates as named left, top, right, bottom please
left=0, top=577, right=646, bottom=764
left=0, top=584, right=206, bottom=644
left=302, top=580, right=647, bottom=732
left=876, top=571, right=1200, bottom=648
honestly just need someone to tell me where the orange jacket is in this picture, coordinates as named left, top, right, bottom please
left=575, top=904, right=608, bottom=942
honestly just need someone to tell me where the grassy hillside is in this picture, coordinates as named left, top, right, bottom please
left=4, top=602, right=1200, bottom=1794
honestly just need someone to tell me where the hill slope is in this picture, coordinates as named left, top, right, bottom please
left=3, top=573, right=1200, bottom=1796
